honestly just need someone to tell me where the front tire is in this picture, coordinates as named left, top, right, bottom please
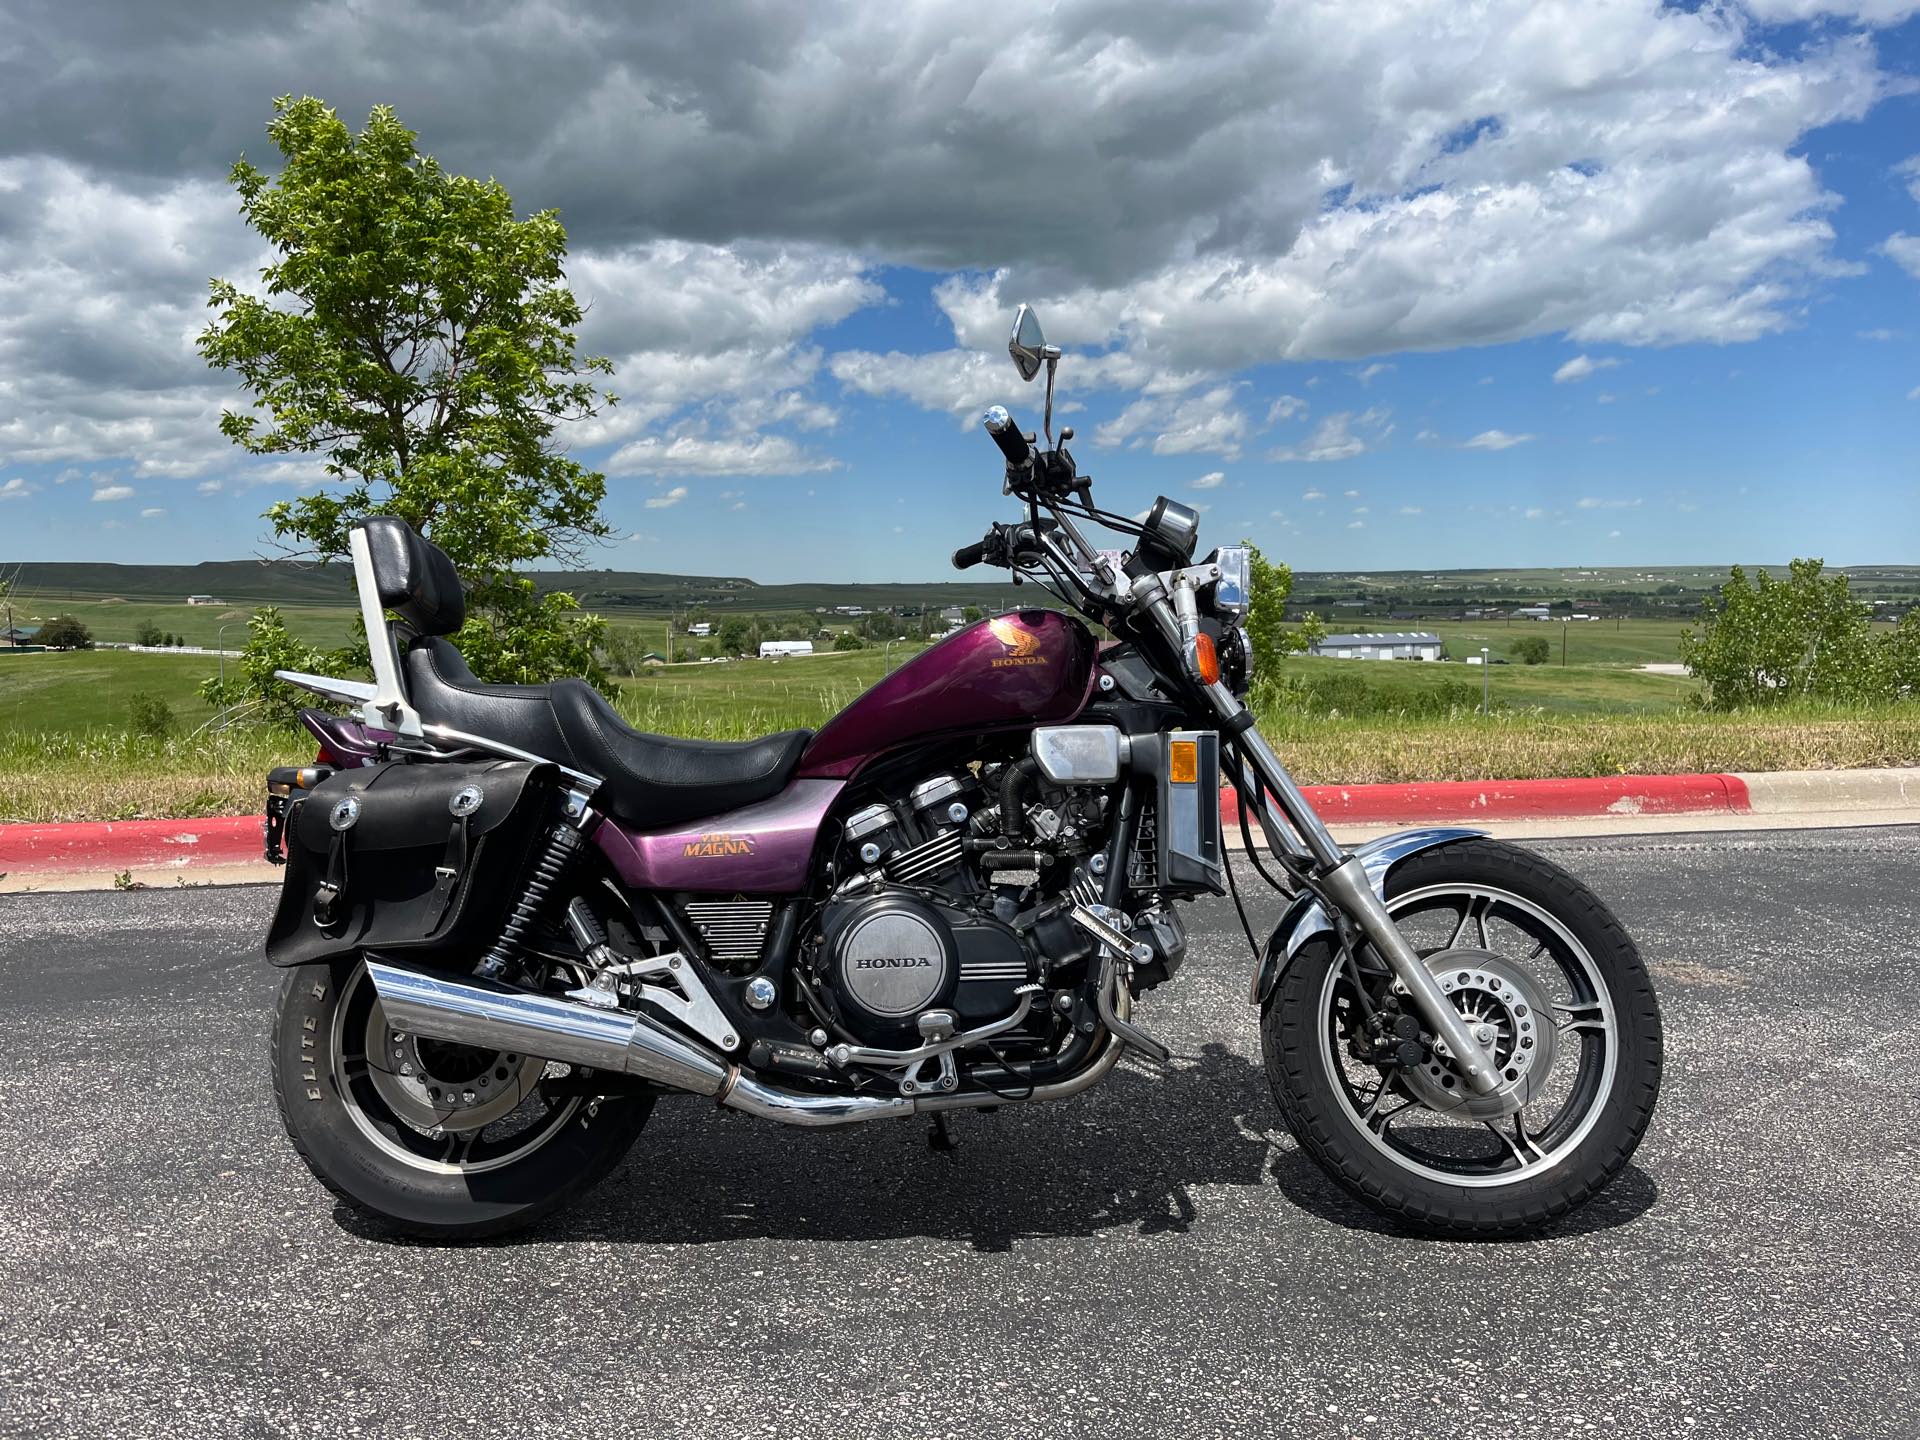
left=1262, top=838, right=1661, bottom=1238
left=271, top=958, right=652, bottom=1240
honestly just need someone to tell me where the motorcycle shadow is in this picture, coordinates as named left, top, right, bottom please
left=337, top=1040, right=1656, bottom=1250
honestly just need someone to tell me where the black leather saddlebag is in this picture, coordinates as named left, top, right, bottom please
left=264, top=760, right=556, bottom=968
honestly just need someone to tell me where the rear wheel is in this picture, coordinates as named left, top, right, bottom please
left=271, top=958, right=652, bottom=1239
left=1262, top=838, right=1661, bottom=1237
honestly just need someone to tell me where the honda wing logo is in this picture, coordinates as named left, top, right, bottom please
left=988, top=617, right=1048, bottom=668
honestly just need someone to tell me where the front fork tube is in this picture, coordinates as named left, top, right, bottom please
left=1208, top=681, right=1501, bottom=1096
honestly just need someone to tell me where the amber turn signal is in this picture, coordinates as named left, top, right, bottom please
left=1191, top=632, right=1221, bottom=687
left=1168, top=738, right=1199, bottom=785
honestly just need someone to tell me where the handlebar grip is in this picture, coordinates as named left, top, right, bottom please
left=982, top=405, right=1033, bottom=468
left=952, top=540, right=989, bottom=570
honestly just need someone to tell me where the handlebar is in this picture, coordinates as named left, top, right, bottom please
left=982, top=405, right=1033, bottom=470
left=951, top=537, right=990, bottom=571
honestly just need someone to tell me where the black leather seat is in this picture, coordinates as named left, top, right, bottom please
left=404, top=637, right=813, bottom=829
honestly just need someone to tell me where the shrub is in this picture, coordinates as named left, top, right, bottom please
left=833, top=631, right=865, bottom=652
left=1513, top=636, right=1551, bottom=666
left=126, top=693, right=178, bottom=739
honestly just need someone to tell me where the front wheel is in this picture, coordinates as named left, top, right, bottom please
left=1262, top=838, right=1661, bottom=1237
left=271, top=958, right=653, bottom=1239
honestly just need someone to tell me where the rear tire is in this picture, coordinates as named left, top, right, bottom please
left=1261, top=838, right=1661, bottom=1238
left=271, top=959, right=652, bottom=1240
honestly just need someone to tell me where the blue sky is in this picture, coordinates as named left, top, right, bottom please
left=1, top=1, right=1916, bottom=581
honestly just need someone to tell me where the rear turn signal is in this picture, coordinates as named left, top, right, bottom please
left=1169, top=739, right=1199, bottom=785
left=1191, top=632, right=1221, bottom=687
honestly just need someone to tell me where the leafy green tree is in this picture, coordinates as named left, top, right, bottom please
left=1239, top=541, right=1300, bottom=677
left=833, top=631, right=865, bottom=652
left=200, top=608, right=328, bottom=728
left=962, top=605, right=983, bottom=623
left=1883, top=611, right=1920, bottom=700
left=717, top=618, right=752, bottom=656
left=599, top=625, right=655, bottom=678
left=199, top=96, right=615, bottom=695
left=1513, top=636, right=1551, bottom=666
left=38, top=615, right=93, bottom=649
left=134, top=620, right=165, bottom=646
left=1681, top=559, right=1881, bottom=708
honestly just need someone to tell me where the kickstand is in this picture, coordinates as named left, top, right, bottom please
left=927, top=1111, right=956, bottom=1154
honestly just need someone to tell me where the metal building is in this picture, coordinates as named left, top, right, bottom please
left=1309, top=631, right=1444, bottom=661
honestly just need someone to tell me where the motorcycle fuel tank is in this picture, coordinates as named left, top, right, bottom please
left=798, top=610, right=1099, bottom=779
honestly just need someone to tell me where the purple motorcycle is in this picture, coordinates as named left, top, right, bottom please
left=261, top=305, right=1661, bottom=1239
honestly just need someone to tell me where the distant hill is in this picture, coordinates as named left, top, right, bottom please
left=0, top=558, right=1033, bottom=613
left=4, top=559, right=356, bottom=604
left=5, top=559, right=1915, bottom=617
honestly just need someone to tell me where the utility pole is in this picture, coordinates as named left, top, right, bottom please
left=1562, top=617, right=1569, bottom=667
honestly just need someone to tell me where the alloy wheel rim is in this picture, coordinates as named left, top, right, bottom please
left=329, top=960, right=584, bottom=1177
left=1316, top=883, right=1619, bottom=1189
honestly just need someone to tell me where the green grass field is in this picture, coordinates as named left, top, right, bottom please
left=0, top=641, right=1913, bottom=822
left=1274, top=652, right=1699, bottom=713
left=612, top=647, right=930, bottom=735
left=1387, top=616, right=1690, bottom=667
left=0, top=650, right=229, bottom=732
left=6, top=599, right=363, bottom=650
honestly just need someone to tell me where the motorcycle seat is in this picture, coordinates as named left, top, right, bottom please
left=402, top=636, right=813, bottom=830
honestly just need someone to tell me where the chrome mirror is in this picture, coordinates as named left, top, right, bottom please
left=1009, top=302, right=1063, bottom=442
left=1009, top=303, right=1048, bottom=382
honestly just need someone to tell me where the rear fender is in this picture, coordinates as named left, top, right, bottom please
left=1250, top=827, right=1483, bottom=1004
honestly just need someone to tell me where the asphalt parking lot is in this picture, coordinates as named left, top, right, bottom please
left=2, top=826, right=1916, bottom=1439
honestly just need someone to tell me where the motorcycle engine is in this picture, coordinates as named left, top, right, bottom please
left=815, top=770, right=1039, bottom=1046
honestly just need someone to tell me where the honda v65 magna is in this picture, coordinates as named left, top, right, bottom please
left=262, top=304, right=1662, bottom=1239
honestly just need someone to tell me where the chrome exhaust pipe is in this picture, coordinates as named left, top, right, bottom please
left=365, top=958, right=1135, bottom=1129
left=719, top=1072, right=913, bottom=1126
left=366, top=960, right=730, bottom=1097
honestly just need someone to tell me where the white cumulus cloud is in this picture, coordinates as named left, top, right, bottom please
left=1463, top=429, right=1535, bottom=450
left=1274, top=409, right=1390, bottom=463
left=611, top=434, right=841, bottom=478
left=1554, top=355, right=1622, bottom=384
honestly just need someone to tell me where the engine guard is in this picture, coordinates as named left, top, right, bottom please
left=1250, top=827, right=1484, bottom=1005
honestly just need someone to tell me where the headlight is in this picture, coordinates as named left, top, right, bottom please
left=1207, top=544, right=1251, bottom=616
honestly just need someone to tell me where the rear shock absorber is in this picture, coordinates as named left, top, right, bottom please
left=473, top=818, right=590, bottom=983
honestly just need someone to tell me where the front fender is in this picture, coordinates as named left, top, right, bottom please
left=1249, top=827, right=1483, bottom=1005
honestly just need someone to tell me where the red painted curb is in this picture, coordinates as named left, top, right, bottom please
left=1221, top=773, right=1751, bottom=827
left=2, top=773, right=1757, bottom=876
left=0, top=815, right=264, bottom=875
